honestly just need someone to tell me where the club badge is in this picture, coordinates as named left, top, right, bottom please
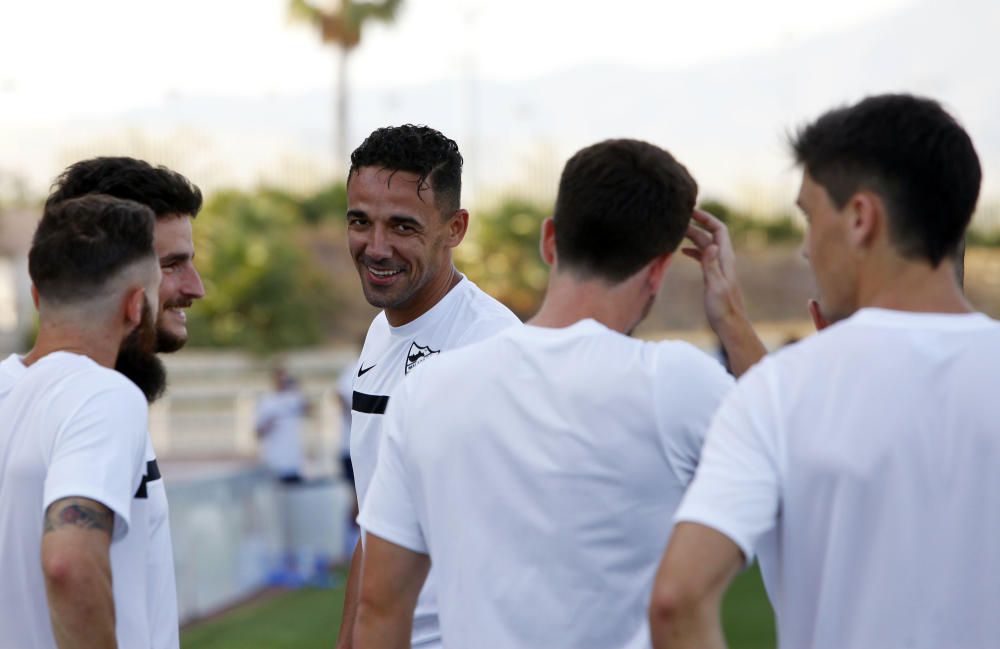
left=405, top=341, right=440, bottom=374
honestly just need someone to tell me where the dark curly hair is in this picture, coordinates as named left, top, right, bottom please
left=349, top=124, right=463, bottom=213
left=30, top=194, right=156, bottom=304
left=791, top=94, right=980, bottom=266
left=45, top=156, right=203, bottom=220
left=553, top=139, right=698, bottom=282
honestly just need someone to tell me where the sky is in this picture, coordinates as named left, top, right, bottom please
left=0, top=0, right=913, bottom=121
left=5, top=0, right=995, bottom=214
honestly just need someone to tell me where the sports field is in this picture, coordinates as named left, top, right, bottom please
left=181, top=564, right=775, bottom=649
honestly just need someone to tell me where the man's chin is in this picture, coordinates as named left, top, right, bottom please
left=155, top=327, right=188, bottom=354
left=361, top=283, right=405, bottom=310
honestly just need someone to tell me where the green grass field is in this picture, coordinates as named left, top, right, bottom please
left=182, top=564, right=774, bottom=649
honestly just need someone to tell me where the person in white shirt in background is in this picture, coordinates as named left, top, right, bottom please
left=651, top=93, right=998, bottom=649
left=0, top=194, right=162, bottom=649
left=354, top=138, right=744, bottom=649
left=256, top=365, right=310, bottom=484
left=336, top=124, right=520, bottom=649
left=0, top=157, right=205, bottom=649
left=335, top=358, right=360, bottom=556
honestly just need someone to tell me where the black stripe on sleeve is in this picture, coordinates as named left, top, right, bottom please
left=134, top=460, right=162, bottom=499
left=352, top=391, right=390, bottom=415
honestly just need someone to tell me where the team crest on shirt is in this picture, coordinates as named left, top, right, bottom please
left=405, top=342, right=440, bottom=374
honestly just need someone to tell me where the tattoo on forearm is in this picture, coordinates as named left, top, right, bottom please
left=44, top=499, right=114, bottom=535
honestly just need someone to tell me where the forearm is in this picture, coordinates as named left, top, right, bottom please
left=353, top=602, right=413, bottom=649
left=335, top=538, right=364, bottom=649
left=42, top=538, right=116, bottom=649
left=649, top=596, right=727, bottom=649
left=714, top=313, right=767, bottom=378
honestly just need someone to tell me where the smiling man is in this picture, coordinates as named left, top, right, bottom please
left=337, top=125, right=519, bottom=649
left=45, top=157, right=205, bottom=355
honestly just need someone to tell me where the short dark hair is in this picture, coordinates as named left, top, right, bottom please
left=30, top=195, right=156, bottom=303
left=552, top=139, right=698, bottom=282
left=790, top=93, right=981, bottom=266
left=348, top=124, right=463, bottom=213
left=46, top=156, right=203, bottom=220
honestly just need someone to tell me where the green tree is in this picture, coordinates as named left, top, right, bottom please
left=458, top=197, right=550, bottom=319
left=186, top=189, right=339, bottom=352
left=699, top=198, right=801, bottom=247
left=289, top=0, right=404, bottom=167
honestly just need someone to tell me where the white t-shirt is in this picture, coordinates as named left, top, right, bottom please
left=359, top=319, right=734, bottom=649
left=336, top=364, right=356, bottom=456
left=675, top=308, right=1000, bottom=649
left=0, top=352, right=179, bottom=649
left=0, top=352, right=150, bottom=649
left=351, top=275, right=519, bottom=647
left=0, top=353, right=25, bottom=399
left=256, top=389, right=307, bottom=477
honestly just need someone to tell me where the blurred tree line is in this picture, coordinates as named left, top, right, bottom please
left=183, top=184, right=814, bottom=352
left=183, top=184, right=1000, bottom=352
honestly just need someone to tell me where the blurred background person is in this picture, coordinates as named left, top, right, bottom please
left=256, top=364, right=310, bottom=484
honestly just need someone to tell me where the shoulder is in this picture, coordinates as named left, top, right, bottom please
left=452, top=279, right=520, bottom=343
left=650, top=339, right=731, bottom=382
left=71, top=365, right=149, bottom=420
left=367, top=311, right=391, bottom=338
left=29, top=353, right=142, bottom=399
left=0, top=353, right=26, bottom=398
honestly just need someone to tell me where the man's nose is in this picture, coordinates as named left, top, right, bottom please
left=366, top=225, right=392, bottom=260
left=181, top=264, right=206, bottom=299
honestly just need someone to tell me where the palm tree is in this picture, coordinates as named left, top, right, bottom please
left=289, top=0, right=404, bottom=170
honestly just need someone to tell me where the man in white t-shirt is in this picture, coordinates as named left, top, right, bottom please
left=256, top=366, right=309, bottom=482
left=0, top=195, right=162, bottom=649
left=353, top=139, right=734, bottom=649
left=335, top=124, right=519, bottom=649
left=650, top=94, right=998, bottom=649
left=18, top=157, right=206, bottom=649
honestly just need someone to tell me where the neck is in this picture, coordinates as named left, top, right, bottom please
left=860, top=255, right=972, bottom=314
left=23, top=322, right=120, bottom=369
left=528, top=272, right=643, bottom=334
left=385, top=264, right=461, bottom=327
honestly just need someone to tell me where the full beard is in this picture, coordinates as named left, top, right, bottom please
left=116, top=300, right=168, bottom=403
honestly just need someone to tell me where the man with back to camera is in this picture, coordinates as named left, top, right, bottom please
left=650, top=94, right=1000, bottom=649
left=352, top=138, right=736, bottom=649
left=336, top=124, right=520, bottom=648
left=0, top=194, right=163, bottom=649
left=0, top=157, right=206, bottom=649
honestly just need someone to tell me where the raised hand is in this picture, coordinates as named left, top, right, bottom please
left=683, top=209, right=766, bottom=376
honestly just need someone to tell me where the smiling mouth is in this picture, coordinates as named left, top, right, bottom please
left=367, top=266, right=403, bottom=278
left=165, top=307, right=187, bottom=322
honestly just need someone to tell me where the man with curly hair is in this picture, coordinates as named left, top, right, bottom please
left=337, top=124, right=520, bottom=649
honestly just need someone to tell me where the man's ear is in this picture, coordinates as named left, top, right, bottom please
left=123, top=286, right=146, bottom=330
left=539, top=217, right=557, bottom=267
left=445, top=209, right=469, bottom=248
left=847, top=191, right=882, bottom=250
left=30, top=284, right=39, bottom=311
left=644, top=251, right=673, bottom=295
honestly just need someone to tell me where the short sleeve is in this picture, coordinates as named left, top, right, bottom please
left=357, top=383, right=428, bottom=554
left=654, top=342, right=735, bottom=486
left=43, top=383, right=148, bottom=540
left=673, top=359, right=783, bottom=563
